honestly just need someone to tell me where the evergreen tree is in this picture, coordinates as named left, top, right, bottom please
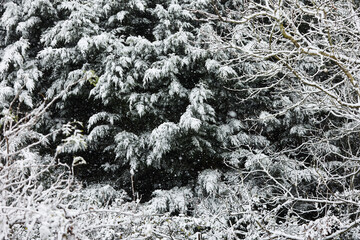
left=2, top=0, right=360, bottom=239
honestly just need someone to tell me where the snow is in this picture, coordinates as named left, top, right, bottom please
left=228, top=111, right=237, bottom=118
left=2, top=0, right=360, bottom=239
left=39, top=225, right=51, bottom=240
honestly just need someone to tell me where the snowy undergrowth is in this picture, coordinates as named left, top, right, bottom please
left=1, top=162, right=357, bottom=240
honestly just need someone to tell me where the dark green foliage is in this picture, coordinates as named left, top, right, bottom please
left=3, top=0, right=360, bottom=238
left=0, top=0, right=314, bottom=196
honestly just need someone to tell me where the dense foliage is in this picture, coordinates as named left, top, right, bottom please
left=2, top=0, right=360, bottom=239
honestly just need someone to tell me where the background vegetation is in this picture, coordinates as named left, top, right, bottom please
left=2, top=0, right=360, bottom=239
